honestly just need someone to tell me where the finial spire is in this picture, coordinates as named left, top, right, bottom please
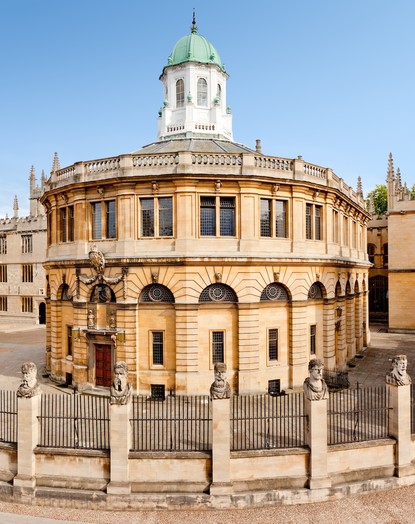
left=13, top=195, right=19, bottom=219
left=356, top=176, right=363, bottom=198
left=51, top=152, right=60, bottom=173
left=191, top=9, right=198, bottom=33
left=387, top=152, right=394, bottom=183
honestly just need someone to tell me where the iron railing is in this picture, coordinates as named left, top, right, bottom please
left=411, top=383, right=415, bottom=435
left=328, top=385, right=390, bottom=445
left=231, top=393, right=306, bottom=451
left=0, top=390, right=17, bottom=444
left=131, top=395, right=211, bottom=452
left=38, top=393, right=110, bottom=450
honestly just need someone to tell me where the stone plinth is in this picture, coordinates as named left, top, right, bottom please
left=107, top=401, right=131, bottom=494
left=387, top=383, right=413, bottom=477
left=304, top=396, right=331, bottom=489
left=210, top=398, right=232, bottom=495
left=14, top=394, right=40, bottom=489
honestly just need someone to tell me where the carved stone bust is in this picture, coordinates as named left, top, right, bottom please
left=210, top=362, right=231, bottom=399
left=17, top=361, right=41, bottom=398
left=386, top=354, right=412, bottom=386
left=110, top=361, right=132, bottom=405
left=303, top=358, right=329, bottom=401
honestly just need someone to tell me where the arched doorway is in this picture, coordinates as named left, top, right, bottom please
left=38, top=302, right=46, bottom=325
left=369, top=276, right=388, bottom=321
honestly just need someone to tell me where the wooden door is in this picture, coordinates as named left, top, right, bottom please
left=95, top=344, right=112, bottom=387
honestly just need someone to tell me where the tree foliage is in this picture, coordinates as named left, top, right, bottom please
left=366, top=184, right=387, bottom=217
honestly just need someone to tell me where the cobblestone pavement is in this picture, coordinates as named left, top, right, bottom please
left=0, top=323, right=415, bottom=523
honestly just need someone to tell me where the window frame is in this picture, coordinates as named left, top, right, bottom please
left=139, top=196, right=173, bottom=238
left=200, top=195, right=236, bottom=238
left=21, top=234, right=33, bottom=254
left=176, top=78, right=185, bottom=108
left=310, top=324, right=316, bottom=355
left=151, top=330, right=164, bottom=367
left=211, top=330, right=225, bottom=365
left=0, top=265, right=7, bottom=283
left=91, top=200, right=117, bottom=240
left=260, top=198, right=288, bottom=238
left=306, top=203, right=323, bottom=241
left=267, top=328, right=279, bottom=363
left=197, top=77, right=208, bottom=107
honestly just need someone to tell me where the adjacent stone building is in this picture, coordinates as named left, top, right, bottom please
left=0, top=167, right=47, bottom=325
left=41, top=20, right=371, bottom=394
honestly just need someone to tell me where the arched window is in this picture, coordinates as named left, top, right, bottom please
left=260, top=283, right=289, bottom=301
left=308, top=282, right=324, bottom=300
left=197, top=78, right=208, bottom=107
left=176, top=79, right=184, bottom=108
left=139, top=284, right=175, bottom=303
left=199, top=284, right=237, bottom=303
left=216, top=84, right=221, bottom=100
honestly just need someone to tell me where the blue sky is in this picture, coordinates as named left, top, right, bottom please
left=0, top=0, right=414, bottom=216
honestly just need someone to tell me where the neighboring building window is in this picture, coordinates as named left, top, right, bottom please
left=22, top=264, right=33, bottom=283
left=197, top=78, right=208, bottom=106
left=310, top=325, right=316, bottom=354
left=212, top=331, right=224, bottom=364
left=268, top=379, right=281, bottom=396
left=176, top=79, right=184, bottom=108
left=0, top=235, right=6, bottom=254
left=152, top=331, right=164, bottom=366
left=140, top=197, right=173, bottom=237
left=91, top=201, right=116, bottom=240
left=306, top=204, right=322, bottom=240
left=67, top=325, right=73, bottom=357
left=268, top=328, right=278, bottom=361
left=200, top=196, right=235, bottom=237
left=21, top=297, right=33, bottom=313
left=0, top=296, right=7, bottom=311
left=22, top=234, right=33, bottom=253
left=383, top=243, right=388, bottom=267
left=0, top=265, right=7, bottom=283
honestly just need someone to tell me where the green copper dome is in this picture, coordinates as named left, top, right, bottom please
left=165, top=18, right=225, bottom=72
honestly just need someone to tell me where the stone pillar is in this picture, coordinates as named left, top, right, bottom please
left=304, top=396, right=331, bottom=489
left=289, top=301, right=309, bottom=388
left=346, top=295, right=355, bottom=360
left=238, top=304, right=260, bottom=393
left=323, top=299, right=336, bottom=370
left=14, top=394, right=40, bottom=490
left=107, top=401, right=132, bottom=494
left=175, top=304, right=199, bottom=393
left=210, top=398, right=232, bottom=495
left=388, top=383, right=412, bottom=477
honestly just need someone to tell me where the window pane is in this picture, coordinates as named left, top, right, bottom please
left=275, top=200, right=287, bottom=238
left=141, top=198, right=154, bottom=237
left=176, top=79, right=184, bottom=108
left=92, top=203, right=102, bottom=240
left=60, top=208, right=67, bottom=242
left=315, top=206, right=321, bottom=240
left=152, top=331, right=164, bottom=365
left=306, top=204, right=312, bottom=240
left=260, top=199, right=271, bottom=237
left=268, top=328, right=278, bottom=361
left=106, top=200, right=116, bottom=238
left=159, top=197, right=173, bottom=236
left=212, top=331, right=224, bottom=363
left=310, top=325, right=316, bottom=354
left=200, top=197, right=216, bottom=236
left=197, top=78, right=208, bottom=107
left=219, top=197, right=235, bottom=236
left=68, top=206, right=74, bottom=242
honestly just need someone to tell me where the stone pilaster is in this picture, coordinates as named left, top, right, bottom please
left=346, top=295, right=355, bottom=360
left=304, top=396, right=331, bottom=489
left=237, top=304, right=260, bottom=393
left=323, top=299, right=336, bottom=370
left=387, top=383, right=413, bottom=477
left=107, top=401, right=132, bottom=494
left=289, top=301, right=308, bottom=388
left=14, top=394, right=40, bottom=490
left=210, top=397, right=232, bottom=495
left=175, top=304, right=199, bottom=393
left=335, top=298, right=346, bottom=369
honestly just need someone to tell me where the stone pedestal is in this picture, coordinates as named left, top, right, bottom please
left=388, top=383, right=412, bottom=477
left=210, top=398, right=232, bottom=495
left=107, top=402, right=131, bottom=494
left=304, top=396, right=331, bottom=489
left=14, top=395, right=40, bottom=489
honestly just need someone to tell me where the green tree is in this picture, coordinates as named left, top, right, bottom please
left=366, top=184, right=387, bottom=217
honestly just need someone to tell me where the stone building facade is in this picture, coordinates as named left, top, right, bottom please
left=0, top=167, right=47, bottom=325
left=41, top=20, right=371, bottom=394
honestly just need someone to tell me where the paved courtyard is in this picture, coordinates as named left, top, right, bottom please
left=1, top=323, right=415, bottom=523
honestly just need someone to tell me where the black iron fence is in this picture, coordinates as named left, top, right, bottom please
left=131, top=395, right=211, bottom=452
left=0, top=390, right=17, bottom=444
left=411, top=383, right=415, bottom=435
left=38, top=393, right=110, bottom=450
left=328, top=385, right=390, bottom=445
left=231, top=393, right=306, bottom=451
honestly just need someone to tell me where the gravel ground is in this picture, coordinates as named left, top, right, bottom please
left=1, top=484, right=415, bottom=524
